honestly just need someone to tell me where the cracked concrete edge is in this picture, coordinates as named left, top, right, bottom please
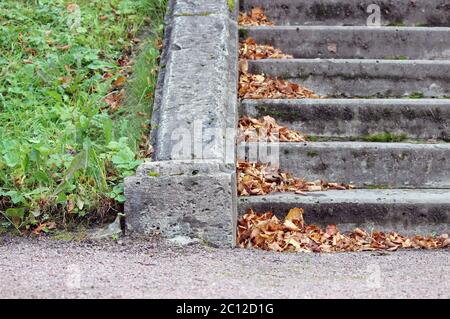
left=125, top=1, right=239, bottom=247
left=151, top=0, right=238, bottom=163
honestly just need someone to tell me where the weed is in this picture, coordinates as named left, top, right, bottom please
left=0, top=0, right=167, bottom=231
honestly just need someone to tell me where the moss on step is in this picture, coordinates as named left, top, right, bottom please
left=239, top=28, right=249, bottom=39
left=408, top=92, right=425, bottom=99
left=361, top=132, right=408, bottom=142
left=306, top=151, right=319, bottom=157
left=384, top=55, right=409, bottom=60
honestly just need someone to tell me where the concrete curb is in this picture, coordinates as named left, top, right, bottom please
left=125, top=0, right=239, bottom=247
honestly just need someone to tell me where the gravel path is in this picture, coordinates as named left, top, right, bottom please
left=0, top=235, right=448, bottom=299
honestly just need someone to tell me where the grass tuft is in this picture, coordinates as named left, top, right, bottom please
left=0, top=0, right=167, bottom=231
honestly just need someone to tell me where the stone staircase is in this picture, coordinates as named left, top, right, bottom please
left=238, top=0, right=450, bottom=234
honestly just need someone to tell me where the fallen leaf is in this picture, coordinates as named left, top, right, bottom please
left=239, top=8, right=274, bottom=26
left=237, top=208, right=449, bottom=253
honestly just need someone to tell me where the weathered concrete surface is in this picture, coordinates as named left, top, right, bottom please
left=239, top=190, right=450, bottom=235
left=247, top=59, right=450, bottom=98
left=243, top=26, right=450, bottom=60
left=152, top=13, right=238, bottom=162
left=238, top=142, right=450, bottom=187
left=240, top=99, right=450, bottom=140
left=125, top=161, right=237, bottom=247
left=173, top=0, right=229, bottom=16
left=1, top=237, right=449, bottom=299
left=125, top=1, right=239, bottom=247
left=240, top=0, right=450, bottom=26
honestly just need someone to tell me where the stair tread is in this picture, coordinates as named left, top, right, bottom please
left=239, top=189, right=450, bottom=205
left=240, top=0, right=450, bottom=27
left=238, top=190, right=450, bottom=234
left=241, top=141, right=450, bottom=148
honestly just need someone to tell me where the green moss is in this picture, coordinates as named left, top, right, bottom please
left=306, top=151, right=319, bottom=157
left=384, top=55, right=408, bottom=60
left=307, top=135, right=320, bottom=142
left=388, top=21, right=406, bottom=26
left=408, top=92, right=424, bottom=99
left=362, top=132, right=407, bottom=142
left=148, top=171, right=160, bottom=177
left=239, top=28, right=249, bottom=39
left=227, top=0, right=235, bottom=12
left=364, top=185, right=390, bottom=190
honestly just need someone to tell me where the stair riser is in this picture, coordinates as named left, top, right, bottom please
left=240, top=99, right=450, bottom=140
left=243, top=26, right=450, bottom=60
left=247, top=60, right=450, bottom=98
left=239, top=192, right=450, bottom=235
left=237, top=142, right=450, bottom=187
left=240, top=0, right=450, bottom=27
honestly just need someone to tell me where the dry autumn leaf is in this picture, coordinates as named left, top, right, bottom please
left=104, top=90, right=124, bottom=112
left=239, top=8, right=274, bottom=26
left=239, top=38, right=293, bottom=61
left=32, top=222, right=56, bottom=235
left=239, top=73, right=319, bottom=99
left=237, top=161, right=354, bottom=196
left=238, top=116, right=307, bottom=142
left=238, top=208, right=450, bottom=253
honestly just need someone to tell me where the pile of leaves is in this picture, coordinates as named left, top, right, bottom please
left=237, top=162, right=353, bottom=196
left=239, top=8, right=274, bottom=26
left=238, top=116, right=306, bottom=142
left=239, top=38, right=293, bottom=60
left=238, top=208, right=450, bottom=253
left=239, top=73, right=319, bottom=99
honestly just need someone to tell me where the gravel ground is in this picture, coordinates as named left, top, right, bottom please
left=0, top=235, right=449, bottom=299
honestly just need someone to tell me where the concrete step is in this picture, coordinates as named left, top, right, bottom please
left=240, top=99, right=450, bottom=140
left=237, top=142, right=450, bottom=187
left=240, top=0, right=450, bottom=27
left=247, top=59, right=450, bottom=98
left=238, top=189, right=450, bottom=235
left=242, top=26, right=450, bottom=60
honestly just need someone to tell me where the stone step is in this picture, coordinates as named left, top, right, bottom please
left=237, top=142, right=450, bottom=188
left=240, top=0, right=450, bottom=27
left=242, top=26, right=450, bottom=60
left=238, top=189, right=450, bottom=235
left=247, top=59, right=450, bottom=98
left=240, top=99, right=450, bottom=140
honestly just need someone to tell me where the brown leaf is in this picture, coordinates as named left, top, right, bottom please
left=239, top=38, right=293, bottom=61
left=239, top=73, right=319, bottom=99
left=239, top=8, right=274, bottom=26
left=112, top=76, right=126, bottom=88
left=237, top=208, right=449, bottom=253
left=237, top=161, right=354, bottom=197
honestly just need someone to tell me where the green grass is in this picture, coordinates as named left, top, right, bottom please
left=0, top=0, right=167, bottom=232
